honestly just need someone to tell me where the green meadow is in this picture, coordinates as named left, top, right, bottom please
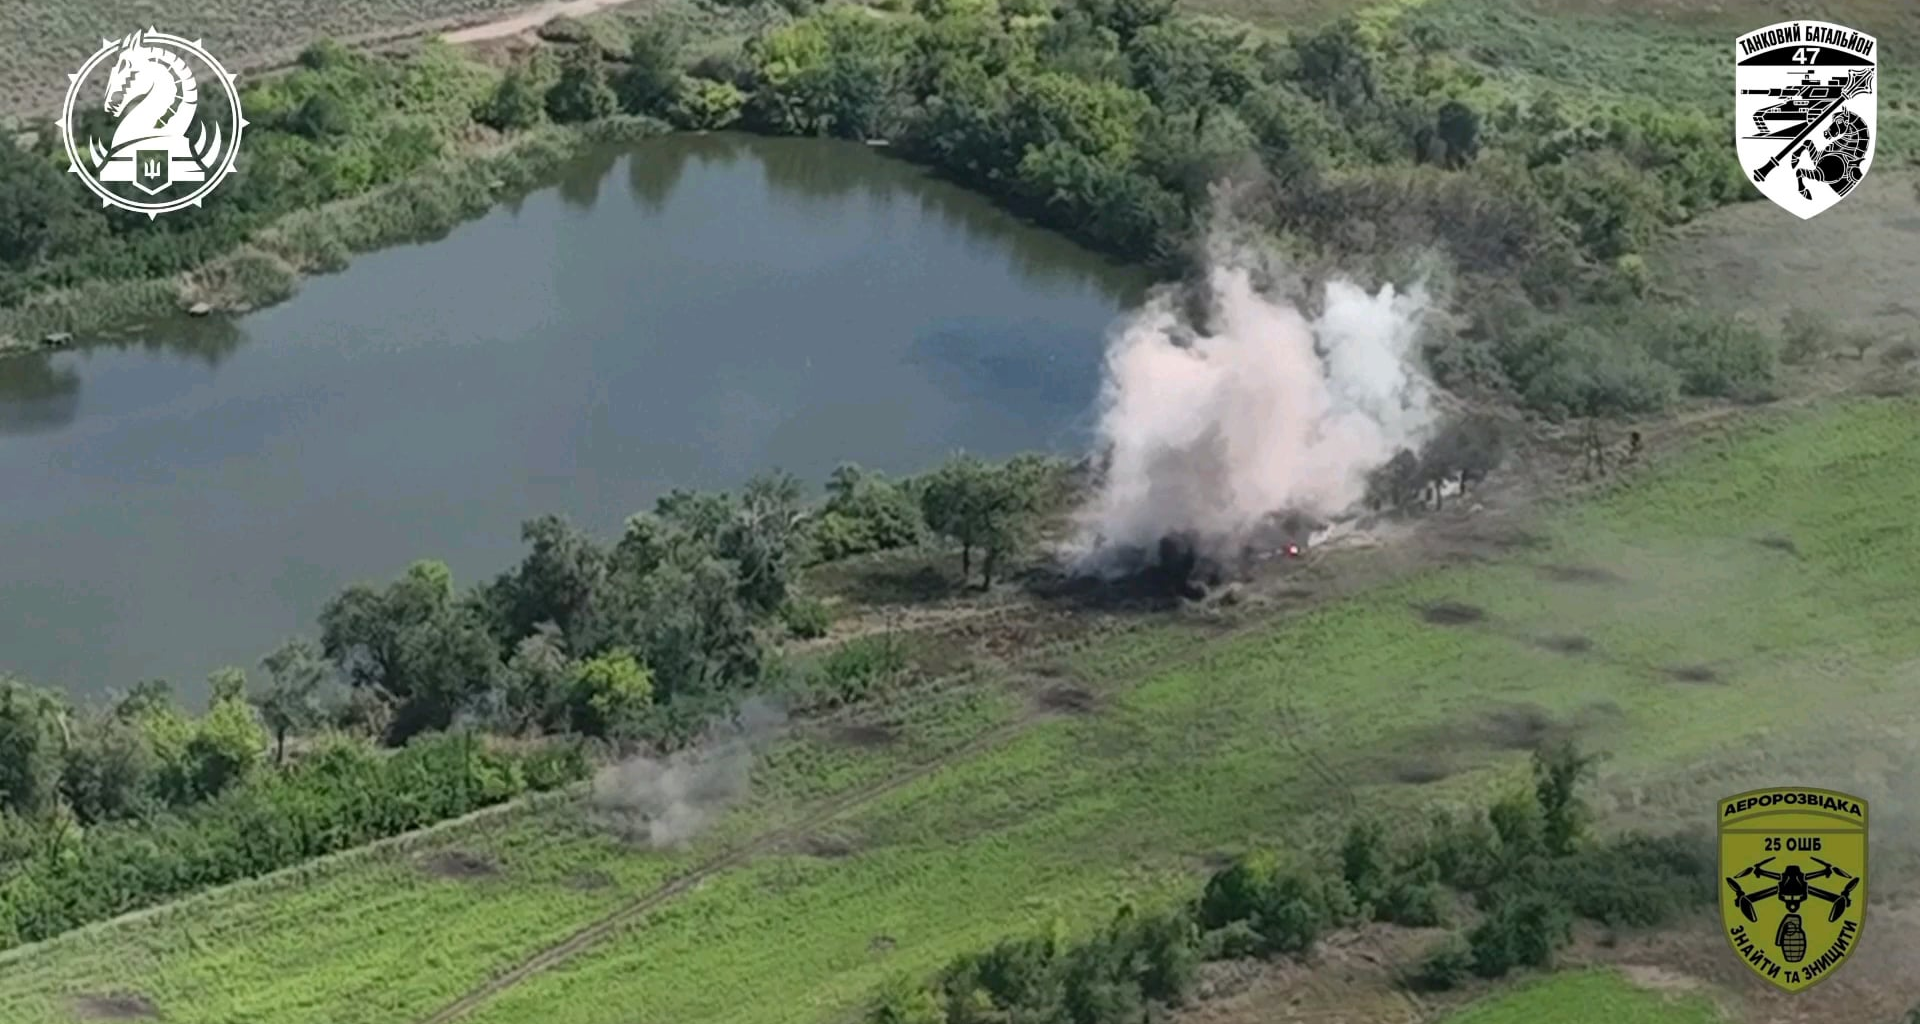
left=1442, top=969, right=1724, bottom=1024
left=3, top=395, right=1914, bottom=1024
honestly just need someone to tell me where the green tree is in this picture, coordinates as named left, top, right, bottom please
left=501, top=623, right=572, bottom=734
left=287, top=93, right=354, bottom=139
left=318, top=560, right=503, bottom=743
left=207, top=666, right=248, bottom=706
left=629, top=543, right=763, bottom=700
left=1126, top=19, right=1256, bottom=114
left=545, top=51, right=619, bottom=123
left=0, top=679, right=67, bottom=816
left=568, top=649, right=654, bottom=738
left=184, top=696, right=267, bottom=799
left=727, top=473, right=810, bottom=614
left=1292, top=18, right=1377, bottom=110
left=490, top=514, right=609, bottom=645
left=811, top=463, right=925, bottom=560
left=478, top=68, right=548, bottom=130
left=618, top=24, right=684, bottom=115
left=669, top=77, right=747, bottom=130
left=920, top=454, right=1051, bottom=588
left=1533, top=740, right=1594, bottom=858
left=58, top=711, right=161, bottom=823
left=1435, top=100, right=1480, bottom=167
left=1069, top=0, right=1174, bottom=45
left=0, top=141, right=65, bottom=268
left=750, top=8, right=918, bottom=139
left=254, top=637, right=331, bottom=763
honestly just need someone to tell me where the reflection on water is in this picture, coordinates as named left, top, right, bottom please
left=0, top=317, right=244, bottom=436
left=0, top=133, right=1147, bottom=699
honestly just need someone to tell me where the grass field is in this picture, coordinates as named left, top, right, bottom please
left=1441, top=970, right=1723, bottom=1024
left=3, top=394, right=1917, bottom=1024
left=1184, top=0, right=1920, bottom=165
left=0, top=0, right=544, bottom=118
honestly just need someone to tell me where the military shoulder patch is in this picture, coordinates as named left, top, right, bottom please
left=1720, top=787, right=1867, bottom=991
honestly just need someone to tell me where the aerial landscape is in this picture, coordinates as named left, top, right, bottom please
left=0, top=0, right=1916, bottom=1022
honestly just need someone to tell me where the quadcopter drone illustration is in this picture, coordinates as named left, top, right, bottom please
left=1725, top=856, right=1860, bottom=925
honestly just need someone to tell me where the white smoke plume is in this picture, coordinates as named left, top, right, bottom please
left=588, top=699, right=787, bottom=849
left=1074, top=242, right=1437, bottom=569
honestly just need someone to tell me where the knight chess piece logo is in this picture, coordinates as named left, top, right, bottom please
left=1735, top=22, right=1877, bottom=220
left=1720, top=788, right=1867, bottom=991
left=56, top=29, right=246, bottom=218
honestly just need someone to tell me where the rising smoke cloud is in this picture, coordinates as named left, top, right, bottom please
left=588, top=699, right=787, bottom=848
left=1074, top=241, right=1438, bottom=570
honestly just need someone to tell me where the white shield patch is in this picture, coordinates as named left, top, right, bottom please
left=1735, top=21, right=1877, bottom=220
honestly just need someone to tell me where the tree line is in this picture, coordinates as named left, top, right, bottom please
left=868, top=742, right=1713, bottom=1023
left=8, top=0, right=1782, bottom=417
left=0, top=681, right=587, bottom=950
left=0, top=452, right=1064, bottom=950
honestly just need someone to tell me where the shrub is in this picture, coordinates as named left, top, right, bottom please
left=1201, top=920, right=1262, bottom=959
left=1376, top=861, right=1450, bottom=927
left=618, top=25, right=684, bottom=116
left=1644, top=311, right=1776, bottom=399
left=1414, top=934, right=1474, bottom=991
left=479, top=69, right=549, bottom=131
left=1198, top=851, right=1275, bottom=929
left=1779, top=308, right=1834, bottom=364
left=546, top=54, right=619, bottom=123
left=1466, top=888, right=1572, bottom=978
left=803, top=634, right=908, bottom=707
left=1339, top=819, right=1388, bottom=908
left=0, top=731, right=587, bottom=951
left=814, top=465, right=927, bottom=562
left=669, top=77, right=748, bottom=131
left=1196, top=852, right=1348, bottom=955
left=1561, top=832, right=1713, bottom=927
left=779, top=595, right=833, bottom=639
left=537, top=15, right=596, bottom=45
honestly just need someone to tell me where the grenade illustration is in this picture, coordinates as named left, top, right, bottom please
left=1775, top=913, right=1807, bottom=963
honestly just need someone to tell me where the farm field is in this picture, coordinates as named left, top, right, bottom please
left=4, top=394, right=1918, bottom=1024
left=1440, top=970, right=1723, bottom=1024
left=0, top=0, right=548, bottom=118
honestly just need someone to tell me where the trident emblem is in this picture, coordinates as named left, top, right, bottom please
left=133, top=148, right=170, bottom=194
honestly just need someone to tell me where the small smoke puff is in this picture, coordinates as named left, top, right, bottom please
left=588, top=699, right=787, bottom=849
left=1075, top=246, right=1435, bottom=568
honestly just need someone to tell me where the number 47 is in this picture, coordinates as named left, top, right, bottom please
left=1792, top=47, right=1820, bottom=64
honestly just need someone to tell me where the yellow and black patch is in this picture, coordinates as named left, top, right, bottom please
left=1719, top=787, right=1867, bottom=991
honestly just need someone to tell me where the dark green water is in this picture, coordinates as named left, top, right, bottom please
left=0, top=134, right=1146, bottom=699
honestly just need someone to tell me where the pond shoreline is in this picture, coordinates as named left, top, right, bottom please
left=0, top=116, right=671, bottom=358
left=0, top=130, right=1141, bottom=699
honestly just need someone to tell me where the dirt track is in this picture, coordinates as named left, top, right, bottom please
left=441, top=0, right=640, bottom=43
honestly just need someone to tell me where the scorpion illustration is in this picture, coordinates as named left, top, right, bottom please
left=1793, top=107, right=1870, bottom=200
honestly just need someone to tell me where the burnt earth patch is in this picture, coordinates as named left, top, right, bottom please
left=1477, top=703, right=1562, bottom=750
left=797, top=832, right=861, bottom=859
left=832, top=722, right=897, bottom=749
left=1387, top=755, right=1454, bottom=784
left=1035, top=683, right=1099, bottom=715
left=1420, top=601, right=1486, bottom=626
left=421, top=850, right=501, bottom=880
left=1538, top=633, right=1595, bottom=655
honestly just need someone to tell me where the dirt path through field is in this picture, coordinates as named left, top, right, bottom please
left=441, top=0, right=640, bottom=43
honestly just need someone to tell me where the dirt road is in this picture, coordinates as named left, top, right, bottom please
left=441, top=0, right=641, bottom=44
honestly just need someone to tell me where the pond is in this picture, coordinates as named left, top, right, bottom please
left=0, top=133, right=1147, bottom=699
